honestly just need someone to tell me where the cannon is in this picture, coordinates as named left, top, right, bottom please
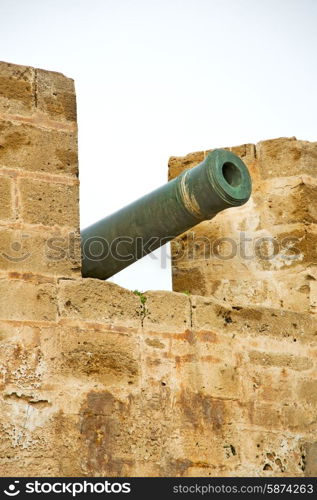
left=81, top=149, right=252, bottom=280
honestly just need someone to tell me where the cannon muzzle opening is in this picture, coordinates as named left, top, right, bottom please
left=81, top=149, right=252, bottom=280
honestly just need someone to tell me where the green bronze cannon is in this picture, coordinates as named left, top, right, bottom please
left=81, top=149, right=252, bottom=280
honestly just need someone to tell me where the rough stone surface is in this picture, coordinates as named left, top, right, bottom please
left=0, top=120, right=78, bottom=177
left=0, top=174, right=13, bottom=220
left=0, top=60, right=316, bottom=478
left=0, top=276, right=57, bottom=321
left=0, top=228, right=81, bottom=277
left=19, top=177, right=79, bottom=227
left=0, top=62, right=35, bottom=116
left=36, top=68, right=77, bottom=123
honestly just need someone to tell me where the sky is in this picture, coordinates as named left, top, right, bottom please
left=1, top=0, right=316, bottom=291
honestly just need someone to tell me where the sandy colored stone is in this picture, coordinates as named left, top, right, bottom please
left=0, top=227, right=81, bottom=277
left=282, top=406, right=317, bottom=432
left=60, top=324, right=140, bottom=384
left=0, top=174, right=13, bottom=220
left=191, top=294, right=317, bottom=342
left=36, top=68, right=77, bottom=123
left=260, top=181, right=317, bottom=226
left=18, top=177, right=79, bottom=228
left=0, top=277, right=56, bottom=321
left=0, top=120, right=78, bottom=176
left=257, top=137, right=317, bottom=179
left=238, top=430, right=305, bottom=476
left=0, top=61, right=77, bottom=124
left=248, top=351, right=313, bottom=371
left=0, top=457, right=60, bottom=477
left=58, top=279, right=141, bottom=327
left=0, top=61, right=35, bottom=116
left=298, top=379, right=317, bottom=405
left=143, top=290, right=191, bottom=332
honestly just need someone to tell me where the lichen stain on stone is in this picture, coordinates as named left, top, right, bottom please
left=79, top=391, right=135, bottom=476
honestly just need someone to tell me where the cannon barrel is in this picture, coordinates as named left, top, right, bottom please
left=81, top=149, right=252, bottom=280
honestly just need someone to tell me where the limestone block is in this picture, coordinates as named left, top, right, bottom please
left=0, top=227, right=81, bottom=277
left=240, top=366, right=296, bottom=404
left=257, top=137, right=317, bottom=179
left=59, top=324, right=140, bottom=385
left=0, top=61, right=35, bottom=116
left=0, top=174, right=13, bottom=220
left=297, top=378, right=317, bottom=405
left=0, top=120, right=78, bottom=176
left=0, top=321, right=44, bottom=389
left=191, top=295, right=316, bottom=343
left=0, top=277, right=57, bottom=321
left=58, top=279, right=140, bottom=327
left=143, top=290, right=191, bottom=333
left=260, top=181, right=317, bottom=227
left=18, top=177, right=79, bottom=228
left=36, top=68, right=77, bottom=123
left=248, top=351, right=313, bottom=372
left=282, top=405, right=317, bottom=432
left=78, top=390, right=141, bottom=476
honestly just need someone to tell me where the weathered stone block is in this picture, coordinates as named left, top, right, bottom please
left=248, top=351, right=313, bottom=371
left=172, top=266, right=207, bottom=296
left=240, top=366, right=296, bottom=404
left=0, top=278, right=56, bottom=321
left=239, top=430, right=304, bottom=475
left=191, top=295, right=317, bottom=342
left=36, top=68, right=77, bottom=123
left=261, top=181, right=317, bottom=226
left=59, top=324, right=140, bottom=384
left=257, top=137, right=317, bottom=179
left=0, top=61, right=35, bottom=116
left=282, top=405, right=317, bottom=431
left=58, top=279, right=140, bottom=327
left=298, top=379, right=317, bottom=405
left=0, top=120, right=78, bottom=176
left=18, top=177, right=79, bottom=228
left=0, top=174, right=13, bottom=220
left=0, top=228, right=81, bottom=277
left=143, top=290, right=191, bottom=333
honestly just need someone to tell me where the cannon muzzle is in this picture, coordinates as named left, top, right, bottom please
left=81, top=149, right=252, bottom=280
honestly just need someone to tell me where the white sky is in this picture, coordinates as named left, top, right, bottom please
left=1, top=0, right=316, bottom=291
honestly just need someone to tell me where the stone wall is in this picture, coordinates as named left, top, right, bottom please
left=0, top=61, right=316, bottom=477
